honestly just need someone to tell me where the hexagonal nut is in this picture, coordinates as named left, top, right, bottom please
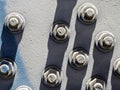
left=42, top=66, right=62, bottom=87
left=5, top=12, right=25, bottom=33
left=0, top=58, right=17, bottom=79
left=77, top=3, right=98, bottom=24
left=51, top=22, right=70, bottom=42
left=113, top=58, right=120, bottom=77
left=69, top=48, right=88, bottom=69
left=86, top=77, right=105, bottom=90
left=16, top=85, right=32, bottom=90
left=95, top=31, right=115, bottom=52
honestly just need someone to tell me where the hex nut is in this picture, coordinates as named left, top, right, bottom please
left=95, top=31, right=115, bottom=52
left=0, top=58, right=17, bottom=79
left=51, top=22, right=70, bottom=42
left=86, top=77, right=105, bottom=90
left=69, top=48, right=88, bottom=69
left=5, top=12, right=25, bottom=32
left=113, top=58, right=120, bottom=77
left=77, top=3, right=98, bottom=24
left=16, top=85, right=32, bottom=90
left=42, top=66, right=62, bottom=87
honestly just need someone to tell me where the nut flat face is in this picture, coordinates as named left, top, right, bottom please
left=0, top=58, right=17, bottom=79
left=86, top=77, right=105, bottom=90
left=69, top=48, right=88, bottom=69
left=42, top=66, right=62, bottom=87
left=113, top=58, right=120, bottom=77
left=16, top=85, right=32, bottom=90
left=0, top=64, right=10, bottom=76
left=77, top=3, right=98, bottom=24
left=95, top=31, right=115, bottom=52
left=51, top=22, right=70, bottom=42
left=5, top=12, right=25, bottom=32
left=93, top=82, right=104, bottom=90
left=47, top=73, right=58, bottom=84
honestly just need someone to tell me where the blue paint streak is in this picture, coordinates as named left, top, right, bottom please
left=0, top=0, right=6, bottom=46
left=10, top=50, right=33, bottom=90
left=0, top=0, right=33, bottom=89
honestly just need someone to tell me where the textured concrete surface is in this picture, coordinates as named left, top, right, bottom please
left=0, top=0, right=119, bottom=90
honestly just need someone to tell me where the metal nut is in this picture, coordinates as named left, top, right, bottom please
left=0, top=58, right=17, bottom=79
left=51, top=22, right=70, bottom=42
left=16, top=85, right=32, bottom=90
left=95, top=31, right=115, bottom=52
left=42, top=66, right=62, bottom=87
left=77, top=3, right=98, bottom=24
left=69, top=49, right=88, bottom=69
left=86, top=77, right=105, bottom=90
left=5, top=12, right=25, bottom=32
left=113, top=58, right=120, bottom=77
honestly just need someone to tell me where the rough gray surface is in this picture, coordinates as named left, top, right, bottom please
left=0, top=0, right=119, bottom=90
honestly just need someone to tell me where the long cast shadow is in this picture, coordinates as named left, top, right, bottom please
left=0, top=0, right=22, bottom=89
left=39, top=0, right=77, bottom=90
left=91, top=44, right=114, bottom=87
left=0, top=25, right=23, bottom=90
left=111, top=64, right=120, bottom=90
left=1, top=26, right=23, bottom=60
left=66, top=18, right=96, bottom=89
left=111, top=72, right=120, bottom=90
